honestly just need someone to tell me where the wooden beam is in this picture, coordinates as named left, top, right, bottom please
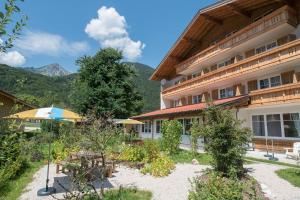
left=273, top=0, right=293, bottom=6
left=182, top=37, right=201, bottom=46
left=200, top=14, right=222, bottom=26
left=227, top=4, right=251, bottom=19
left=168, top=56, right=182, bottom=63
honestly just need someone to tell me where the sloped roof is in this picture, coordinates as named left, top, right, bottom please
left=132, top=95, right=249, bottom=119
left=0, top=89, right=36, bottom=109
left=150, top=0, right=281, bottom=81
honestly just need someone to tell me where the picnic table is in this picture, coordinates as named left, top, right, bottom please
left=56, top=151, right=116, bottom=178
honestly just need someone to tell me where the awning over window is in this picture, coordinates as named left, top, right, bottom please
left=132, top=95, right=249, bottom=120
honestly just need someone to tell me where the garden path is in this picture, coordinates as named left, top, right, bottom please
left=247, top=163, right=300, bottom=200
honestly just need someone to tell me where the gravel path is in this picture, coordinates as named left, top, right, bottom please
left=19, top=163, right=300, bottom=200
left=19, top=163, right=205, bottom=200
left=247, top=163, right=300, bottom=200
left=108, top=164, right=205, bottom=200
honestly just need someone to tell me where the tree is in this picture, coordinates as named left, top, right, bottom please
left=0, top=0, right=27, bottom=52
left=198, top=106, right=251, bottom=178
left=161, top=120, right=182, bottom=154
left=71, top=48, right=143, bottom=119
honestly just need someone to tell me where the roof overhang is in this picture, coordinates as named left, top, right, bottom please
left=132, top=95, right=249, bottom=120
left=150, top=0, right=284, bottom=81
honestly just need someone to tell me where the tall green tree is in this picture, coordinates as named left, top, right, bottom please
left=0, top=0, right=27, bottom=52
left=71, top=48, right=143, bottom=119
left=198, top=106, right=251, bottom=178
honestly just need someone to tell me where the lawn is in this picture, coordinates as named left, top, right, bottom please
left=275, top=168, right=300, bottom=187
left=0, top=161, right=44, bottom=200
left=170, top=149, right=211, bottom=164
left=105, top=188, right=152, bottom=200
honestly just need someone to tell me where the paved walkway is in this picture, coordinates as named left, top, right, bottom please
left=246, top=150, right=300, bottom=166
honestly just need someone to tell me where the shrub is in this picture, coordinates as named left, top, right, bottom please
left=118, top=145, right=145, bottom=162
left=141, top=154, right=175, bottom=177
left=190, top=119, right=202, bottom=155
left=197, top=106, right=251, bottom=177
left=161, top=120, right=182, bottom=154
left=51, top=140, right=80, bottom=163
left=142, top=139, right=160, bottom=163
left=188, top=173, right=264, bottom=200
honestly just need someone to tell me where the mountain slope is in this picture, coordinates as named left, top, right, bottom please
left=0, top=63, right=160, bottom=112
left=24, top=63, right=71, bottom=77
left=129, top=62, right=160, bottom=112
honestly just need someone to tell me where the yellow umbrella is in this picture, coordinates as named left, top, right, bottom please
left=116, top=118, right=144, bottom=125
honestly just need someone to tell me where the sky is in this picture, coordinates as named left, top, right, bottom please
left=1, top=0, right=216, bottom=72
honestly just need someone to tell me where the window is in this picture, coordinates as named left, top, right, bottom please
left=174, top=99, right=180, bottom=107
left=270, top=76, right=281, bottom=87
left=184, top=119, right=192, bottom=135
left=252, top=115, right=265, bottom=136
left=283, top=113, right=300, bottom=138
left=259, top=79, right=269, bottom=89
left=142, top=121, right=152, bottom=133
left=266, top=41, right=277, bottom=50
left=218, top=57, right=234, bottom=68
left=255, top=45, right=266, bottom=54
left=267, top=114, right=282, bottom=137
left=192, top=95, right=202, bottom=104
left=219, top=87, right=234, bottom=99
left=156, top=120, right=162, bottom=134
left=174, top=80, right=180, bottom=85
left=192, top=73, right=198, bottom=78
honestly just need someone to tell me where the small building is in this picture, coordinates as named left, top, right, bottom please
left=0, top=89, right=35, bottom=118
left=132, top=0, right=300, bottom=152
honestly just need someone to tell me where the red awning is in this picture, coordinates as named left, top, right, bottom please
left=132, top=95, right=249, bottom=119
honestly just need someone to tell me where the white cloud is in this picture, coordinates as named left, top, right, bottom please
left=15, top=31, right=89, bottom=56
left=0, top=51, right=26, bottom=66
left=85, top=6, right=145, bottom=61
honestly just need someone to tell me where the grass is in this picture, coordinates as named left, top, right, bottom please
left=170, top=149, right=211, bottom=164
left=0, top=161, right=45, bottom=200
left=244, top=157, right=300, bottom=168
left=276, top=168, right=300, bottom=187
left=104, top=188, right=152, bottom=200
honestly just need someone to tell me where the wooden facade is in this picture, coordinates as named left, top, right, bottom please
left=0, top=90, right=35, bottom=118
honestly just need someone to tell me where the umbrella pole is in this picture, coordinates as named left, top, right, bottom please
left=37, top=120, right=56, bottom=196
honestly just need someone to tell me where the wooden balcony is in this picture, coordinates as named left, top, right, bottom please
left=249, top=82, right=300, bottom=107
left=162, top=39, right=300, bottom=97
left=175, top=5, right=297, bottom=74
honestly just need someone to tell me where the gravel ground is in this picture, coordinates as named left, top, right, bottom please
left=247, top=163, right=300, bottom=200
left=19, top=163, right=205, bottom=200
left=19, top=163, right=300, bottom=200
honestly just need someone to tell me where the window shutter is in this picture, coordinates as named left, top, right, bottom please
left=210, top=64, right=217, bottom=71
left=277, top=34, right=296, bottom=46
left=296, top=72, right=300, bottom=82
left=170, top=100, right=174, bottom=108
left=212, top=89, right=218, bottom=100
left=245, top=49, right=255, bottom=58
left=187, top=96, right=192, bottom=105
left=281, top=71, right=294, bottom=85
left=248, top=80, right=258, bottom=92
left=181, top=97, right=187, bottom=106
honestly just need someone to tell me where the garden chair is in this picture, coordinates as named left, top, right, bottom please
left=284, top=142, right=300, bottom=160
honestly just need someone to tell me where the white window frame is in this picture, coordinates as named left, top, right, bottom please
left=192, top=95, right=201, bottom=104
left=255, top=41, right=278, bottom=55
left=155, top=119, right=163, bottom=134
left=142, top=121, right=152, bottom=134
left=219, top=87, right=234, bottom=99
left=258, top=74, right=281, bottom=89
left=174, top=99, right=180, bottom=107
left=251, top=112, right=300, bottom=140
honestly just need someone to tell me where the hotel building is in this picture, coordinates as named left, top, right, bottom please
left=132, top=0, right=300, bottom=151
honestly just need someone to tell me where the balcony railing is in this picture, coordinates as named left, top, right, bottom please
left=175, top=5, right=297, bottom=74
left=162, top=39, right=300, bottom=97
left=249, top=82, right=300, bottom=106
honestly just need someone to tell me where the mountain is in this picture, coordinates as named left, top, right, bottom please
left=24, top=63, right=71, bottom=77
left=0, top=62, right=160, bottom=113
